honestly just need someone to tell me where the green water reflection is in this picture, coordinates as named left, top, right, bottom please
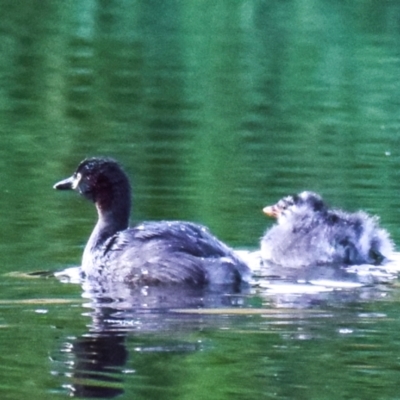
left=1, top=0, right=400, bottom=399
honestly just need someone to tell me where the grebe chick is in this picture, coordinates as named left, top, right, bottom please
left=261, top=191, right=394, bottom=268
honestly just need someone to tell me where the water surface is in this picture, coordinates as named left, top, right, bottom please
left=1, top=1, right=400, bottom=399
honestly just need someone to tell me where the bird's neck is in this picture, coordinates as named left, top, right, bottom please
left=83, top=182, right=131, bottom=259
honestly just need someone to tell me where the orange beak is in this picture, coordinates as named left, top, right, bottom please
left=263, top=205, right=280, bottom=218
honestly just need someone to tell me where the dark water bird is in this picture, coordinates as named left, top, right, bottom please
left=53, top=157, right=250, bottom=287
left=261, top=191, right=394, bottom=268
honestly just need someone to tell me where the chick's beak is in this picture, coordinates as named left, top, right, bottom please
left=263, top=204, right=280, bottom=218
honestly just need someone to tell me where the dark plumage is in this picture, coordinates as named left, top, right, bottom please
left=54, top=157, right=250, bottom=286
left=261, top=191, right=394, bottom=268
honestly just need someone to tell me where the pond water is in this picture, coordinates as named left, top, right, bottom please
left=1, top=0, right=400, bottom=399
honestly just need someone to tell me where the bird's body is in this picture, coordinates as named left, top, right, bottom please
left=261, top=191, right=394, bottom=268
left=54, top=158, right=250, bottom=287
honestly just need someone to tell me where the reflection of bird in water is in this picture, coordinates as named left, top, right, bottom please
left=68, top=329, right=127, bottom=398
left=54, top=157, right=250, bottom=287
left=261, top=191, right=394, bottom=269
left=56, top=284, right=249, bottom=398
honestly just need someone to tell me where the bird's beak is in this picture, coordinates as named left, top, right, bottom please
left=53, top=176, right=74, bottom=190
left=53, top=173, right=81, bottom=190
left=263, top=204, right=280, bottom=218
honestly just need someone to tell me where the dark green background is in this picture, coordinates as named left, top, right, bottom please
left=1, top=1, right=400, bottom=399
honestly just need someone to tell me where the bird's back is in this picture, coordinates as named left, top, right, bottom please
left=85, top=221, right=250, bottom=286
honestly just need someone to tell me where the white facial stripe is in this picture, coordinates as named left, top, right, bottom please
left=72, top=172, right=82, bottom=189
